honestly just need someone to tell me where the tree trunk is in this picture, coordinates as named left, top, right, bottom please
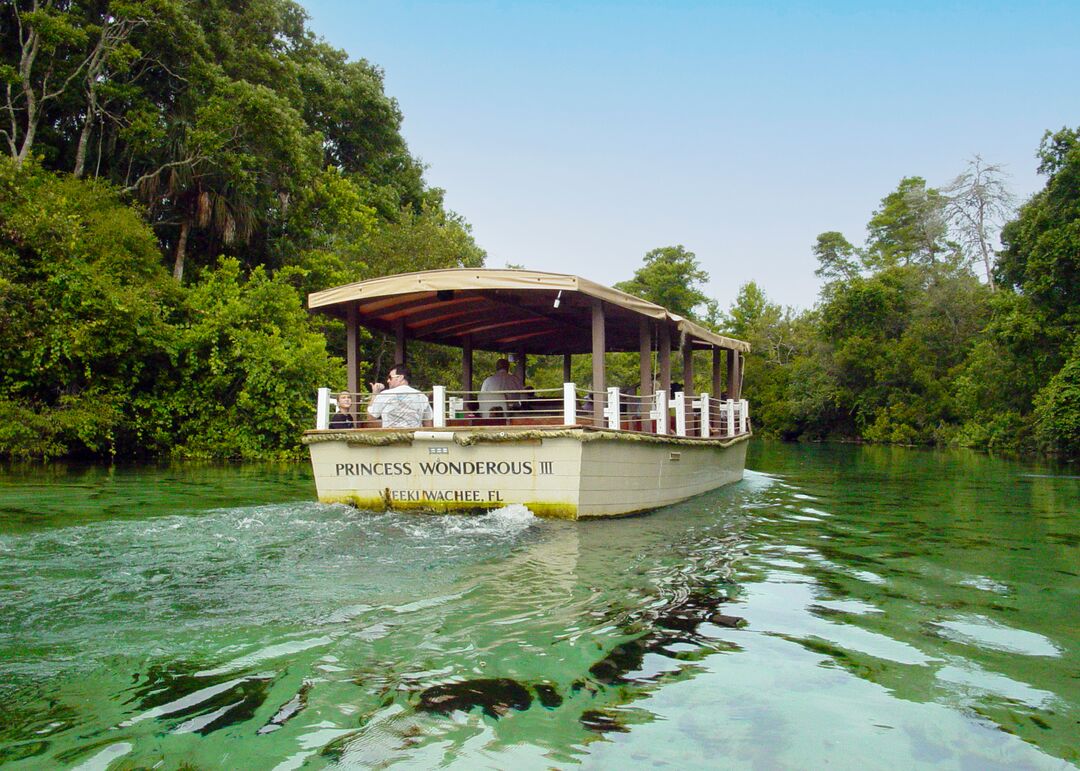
left=976, top=207, right=996, bottom=291
left=73, top=109, right=93, bottom=177
left=16, top=119, right=37, bottom=167
left=74, top=30, right=112, bottom=177
left=14, top=79, right=38, bottom=166
left=173, top=219, right=190, bottom=282
left=13, top=21, right=42, bottom=167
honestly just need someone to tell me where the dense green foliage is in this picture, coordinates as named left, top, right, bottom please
left=0, top=157, right=175, bottom=458
left=0, top=159, right=342, bottom=459
left=1, top=0, right=484, bottom=459
left=711, top=130, right=1080, bottom=460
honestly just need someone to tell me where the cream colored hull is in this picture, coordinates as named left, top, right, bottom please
left=304, top=428, right=748, bottom=519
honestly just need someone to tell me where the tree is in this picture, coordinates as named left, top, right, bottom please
left=813, top=231, right=861, bottom=282
left=1033, top=341, right=1080, bottom=460
left=984, top=126, right=1080, bottom=456
left=724, top=280, right=802, bottom=368
left=0, top=0, right=493, bottom=461
left=69, top=1, right=162, bottom=178
left=161, top=258, right=339, bottom=459
left=358, top=202, right=486, bottom=278
left=722, top=282, right=809, bottom=437
left=942, top=156, right=1014, bottom=289
left=865, top=177, right=956, bottom=270
left=615, top=245, right=712, bottom=320
left=0, top=157, right=176, bottom=457
left=131, top=77, right=322, bottom=281
left=997, top=127, right=1080, bottom=324
left=2, top=0, right=93, bottom=164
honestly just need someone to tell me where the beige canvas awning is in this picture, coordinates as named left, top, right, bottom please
left=308, top=268, right=750, bottom=355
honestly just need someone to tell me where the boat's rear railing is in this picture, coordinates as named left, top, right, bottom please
left=316, top=386, right=749, bottom=437
left=444, top=386, right=571, bottom=425
left=577, top=387, right=750, bottom=437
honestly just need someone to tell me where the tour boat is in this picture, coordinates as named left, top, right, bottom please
left=303, top=269, right=751, bottom=519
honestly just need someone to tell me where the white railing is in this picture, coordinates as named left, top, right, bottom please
left=316, top=387, right=331, bottom=429
left=433, top=385, right=446, bottom=427
left=317, top=385, right=750, bottom=438
left=443, top=386, right=571, bottom=425
left=565, top=382, right=583, bottom=423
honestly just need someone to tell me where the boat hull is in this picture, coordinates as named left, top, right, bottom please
left=304, top=428, right=749, bottom=519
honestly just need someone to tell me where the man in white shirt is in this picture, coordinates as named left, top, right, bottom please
left=367, top=363, right=433, bottom=428
left=478, top=358, right=522, bottom=418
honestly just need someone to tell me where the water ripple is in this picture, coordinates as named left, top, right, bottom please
left=1, top=450, right=1077, bottom=769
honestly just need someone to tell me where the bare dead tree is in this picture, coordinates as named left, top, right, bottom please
left=942, top=156, right=1015, bottom=290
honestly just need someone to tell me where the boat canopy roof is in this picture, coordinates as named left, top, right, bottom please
left=308, top=268, right=750, bottom=355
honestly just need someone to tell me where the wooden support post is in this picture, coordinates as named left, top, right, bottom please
left=591, top=298, right=605, bottom=426
left=682, top=340, right=695, bottom=434
left=515, top=350, right=526, bottom=384
left=563, top=353, right=572, bottom=384
left=712, top=347, right=723, bottom=437
left=394, top=319, right=406, bottom=365
left=659, top=327, right=671, bottom=396
left=639, top=317, right=652, bottom=430
left=682, top=342, right=694, bottom=395
left=713, top=347, right=723, bottom=398
left=639, top=319, right=652, bottom=395
left=462, top=335, right=473, bottom=393
left=658, top=327, right=671, bottom=433
left=346, top=303, right=359, bottom=395
left=727, top=349, right=741, bottom=400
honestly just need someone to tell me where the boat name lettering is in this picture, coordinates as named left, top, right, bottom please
left=391, top=489, right=503, bottom=502
left=336, top=462, right=412, bottom=476
left=335, top=461, right=534, bottom=477
left=418, top=460, right=533, bottom=475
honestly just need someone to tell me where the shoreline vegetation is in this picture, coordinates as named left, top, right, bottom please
left=1, top=2, right=1077, bottom=463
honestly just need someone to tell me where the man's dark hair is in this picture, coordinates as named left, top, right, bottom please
left=391, top=362, right=411, bottom=381
left=495, top=358, right=510, bottom=371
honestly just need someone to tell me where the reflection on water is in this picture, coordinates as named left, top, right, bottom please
left=0, top=446, right=1077, bottom=769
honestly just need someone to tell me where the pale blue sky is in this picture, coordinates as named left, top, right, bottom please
left=299, top=0, right=1079, bottom=310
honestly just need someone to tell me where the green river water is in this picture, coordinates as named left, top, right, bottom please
left=0, top=442, right=1077, bottom=769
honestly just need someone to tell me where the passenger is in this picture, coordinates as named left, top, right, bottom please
left=329, top=392, right=355, bottom=429
left=367, top=363, right=433, bottom=428
left=478, top=358, right=522, bottom=418
left=518, top=385, right=537, bottom=412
